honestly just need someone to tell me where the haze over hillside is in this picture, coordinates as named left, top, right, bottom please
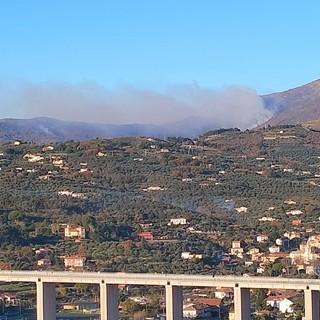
left=1, top=80, right=320, bottom=143
left=0, top=116, right=217, bottom=143
left=1, top=82, right=271, bottom=142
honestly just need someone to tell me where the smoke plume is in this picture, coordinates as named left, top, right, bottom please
left=1, top=81, right=272, bottom=131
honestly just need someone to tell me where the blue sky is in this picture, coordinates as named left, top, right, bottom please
left=1, top=1, right=320, bottom=125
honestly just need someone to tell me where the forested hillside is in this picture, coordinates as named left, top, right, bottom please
left=1, top=125, right=320, bottom=275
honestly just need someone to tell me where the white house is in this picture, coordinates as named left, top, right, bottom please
left=64, top=256, right=86, bottom=269
left=97, top=151, right=106, bottom=157
left=266, top=296, right=294, bottom=314
left=256, top=266, right=265, bottom=274
left=168, top=218, right=187, bottom=225
left=181, top=252, right=203, bottom=260
left=286, top=209, right=303, bottom=216
left=42, top=145, right=54, bottom=151
left=284, top=200, right=297, bottom=205
left=269, top=245, right=280, bottom=253
left=143, top=186, right=165, bottom=191
left=37, top=258, right=52, bottom=268
left=231, top=241, right=244, bottom=258
left=259, top=216, right=277, bottom=222
left=23, top=153, right=44, bottom=163
left=183, top=304, right=211, bottom=319
left=214, top=288, right=233, bottom=299
left=257, top=234, right=269, bottom=243
left=235, top=207, right=248, bottom=213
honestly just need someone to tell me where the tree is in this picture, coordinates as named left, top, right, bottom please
left=57, top=286, right=67, bottom=297
left=8, top=210, right=25, bottom=222
left=75, top=283, right=90, bottom=294
left=271, top=260, right=283, bottom=276
left=122, top=299, right=139, bottom=315
left=252, top=289, right=268, bottom=312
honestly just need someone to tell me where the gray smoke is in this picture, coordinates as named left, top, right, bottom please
left=1, top=81, right=272, bottom=130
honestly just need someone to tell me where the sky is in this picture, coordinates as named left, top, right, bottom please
left=1, top=1, right=320, bottom=128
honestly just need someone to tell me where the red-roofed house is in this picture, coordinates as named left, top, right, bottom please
left=262, top=252, right=289, bottom=264
left=194, top=298, right=222, bottom=317
left=194, top=298, right=222, bottom=308
left=292, top=219, right=301, bottom=226
left=137, top=232, right=154, bottom=240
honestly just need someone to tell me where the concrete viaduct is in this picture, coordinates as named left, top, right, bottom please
left=0, top=270, right=320, bottom=319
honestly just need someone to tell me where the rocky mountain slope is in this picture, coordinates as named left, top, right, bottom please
left=261, top=79, right=320, bottom=127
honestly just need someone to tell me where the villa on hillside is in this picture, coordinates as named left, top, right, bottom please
left=64, top=255, right=86, bottom=269
left=64, top=224, right=86, bottom=241
left=168, top=218, right=187, bottom=226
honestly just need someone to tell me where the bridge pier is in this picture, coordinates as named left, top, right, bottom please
left=165, top=284, right=183, bottom=320
left=100, top=283, right=119, bottom=320
left=36, top=280, right=56, bottom=320
left=305, top=289, right=320, bottom=319
left=234, top=286, right=250, bottom=320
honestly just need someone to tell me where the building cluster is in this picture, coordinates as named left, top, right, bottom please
left=225, top=229, right=320, bottom=277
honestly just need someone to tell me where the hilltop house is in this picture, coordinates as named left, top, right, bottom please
left=269, top=245, right=280, bottom=253
left=257, top=234, right=269, bottom=243
left=37, top=258, right=52, bottom=268
left=143, top=186, right=165, bottom=191
left=181, top=252, right=203, bottom=260
left=235, top=206, right=248, bottom=213
left=64, top=255, right=86, bottom=269
left=51, top=156, right=65, bottom=167
left=23, top=153, right=44, bottom=163
left=168, top=218, right=187, bottom=226
left=230, top=240, right=244, bottom=258
left=42, top=145, right=54, bottom=151
left=247, top=248, right=261, bottom=262
left=64, top=225, right=86, bottom=241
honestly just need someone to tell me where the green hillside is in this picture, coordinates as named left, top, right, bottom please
left=1, top=125, right=320, bottom=275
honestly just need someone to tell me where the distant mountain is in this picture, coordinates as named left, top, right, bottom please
left=3, top=80, right=320, bottom=143
left=260, top=79, right=320, bottom=127
left=0, top=116, right=216, bottom=143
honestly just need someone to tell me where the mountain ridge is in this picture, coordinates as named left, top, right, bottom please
left=260, top=79, right=320, bottom=127
left=0, top=116, right=216, bottom=143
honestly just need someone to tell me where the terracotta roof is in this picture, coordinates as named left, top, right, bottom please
left=194, top=298, right=222, bottom=307
left=183, top=303, right=209, bottom=311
